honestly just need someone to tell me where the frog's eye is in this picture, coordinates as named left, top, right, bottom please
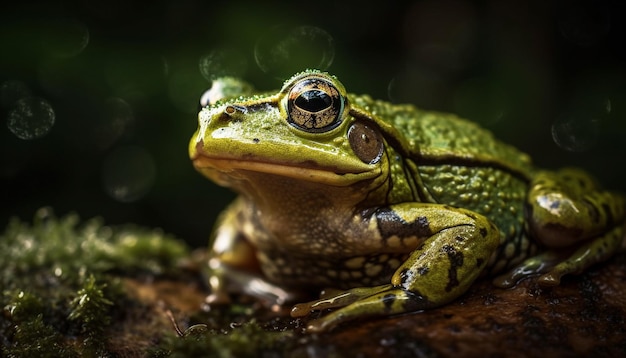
left=287, top=78, right=344, bottom=132
left=348, top=122, right=383, bottom=164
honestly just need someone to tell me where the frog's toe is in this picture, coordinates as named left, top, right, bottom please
left=291, top=284, right=393, bottom=318
left=492, top=251, right=564, bottom=288
left=304, top=311, right=345, bottom=333
left=293, top=285, right=429, bottom=332
left=537, top=272, right=562, bottom=286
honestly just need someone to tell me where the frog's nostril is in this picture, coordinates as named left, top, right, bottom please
left=223, top=105, right=247, bottom=117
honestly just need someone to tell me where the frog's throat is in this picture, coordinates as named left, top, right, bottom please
left=192, top=154, right=376, bottom=187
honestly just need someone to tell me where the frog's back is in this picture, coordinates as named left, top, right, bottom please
left=350, top=94, right=534, bottom=177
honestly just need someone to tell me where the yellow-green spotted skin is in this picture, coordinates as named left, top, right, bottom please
left=190, top=70, right=625, bottom=332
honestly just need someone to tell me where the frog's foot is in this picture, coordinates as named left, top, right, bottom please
left=291, top=284, right=430, bottom=332
left=204, top=258, right=304, bottom=309
left=492, top=251, right=568, bottom=288
left=494, top=225, right=624, bottom=288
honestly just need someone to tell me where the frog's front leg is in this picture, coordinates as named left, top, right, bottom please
left=291, top=204, right=500, bottom=331
left=495, top=168, right=625, bottom=287
left=205, top=197, right=301, bottom=307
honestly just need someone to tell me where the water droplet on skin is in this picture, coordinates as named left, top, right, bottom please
left=254, top=25, right=335, bottom=79
left=199, top=48, right=248, bottom=82
left=102, top=146, right=156, bottom=203
left=7, top=97, right=56, bottom=140
left=0, top=80, right=31, bottom=108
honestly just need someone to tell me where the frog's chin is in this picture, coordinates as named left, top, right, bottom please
left=192, top=155, right=376, bottom=187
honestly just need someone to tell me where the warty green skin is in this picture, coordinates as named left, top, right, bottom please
left=190, top=70, right=625, bottom=332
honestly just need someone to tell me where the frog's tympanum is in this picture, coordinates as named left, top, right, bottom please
left=190, top=70, right=625, bottom=332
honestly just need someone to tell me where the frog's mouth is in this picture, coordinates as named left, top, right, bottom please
left=192, top=141, right=376, bottom=186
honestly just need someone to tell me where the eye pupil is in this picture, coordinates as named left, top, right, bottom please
left=295, top=90, right=332, bottom=112
left=287, top=77, right=344, bottom=133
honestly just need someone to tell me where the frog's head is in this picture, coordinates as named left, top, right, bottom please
left=189, top=70, right=393, bottom=196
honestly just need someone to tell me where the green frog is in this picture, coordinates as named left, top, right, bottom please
left=189, top=70, right=625, bottom=332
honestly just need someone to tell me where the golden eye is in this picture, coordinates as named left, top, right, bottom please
left=348, top=121, right=383, bottom=164
left=287, top=77, right=344, bottom=132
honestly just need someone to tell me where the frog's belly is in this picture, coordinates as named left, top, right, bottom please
left=257, top=251, right=408, bottom=289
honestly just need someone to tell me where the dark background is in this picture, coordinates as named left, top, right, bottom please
left=1, top=0, right=625, bottom=248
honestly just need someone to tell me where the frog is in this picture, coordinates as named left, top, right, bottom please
left=189, top=69, right=625, bottom=332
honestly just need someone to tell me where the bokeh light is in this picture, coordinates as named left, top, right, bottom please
left=0, top=80, right=32, bottom=108
left=254, top=25, right=335, bottom=79
left=40, top=18, right=90, bottom=58
left=6, top=97, right=55, bottom=140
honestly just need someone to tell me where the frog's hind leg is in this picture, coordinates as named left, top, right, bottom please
left=494, top=168, right=626, bottom=287
left=536, top=224, right=624, bottom=285
left=494, top=225, right=624, bottom=287
left=526, top=168, right=624, bottom=248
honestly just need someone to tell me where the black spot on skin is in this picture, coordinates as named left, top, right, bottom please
left=399, top=268, right=412, bottom=285
left=602, top=203, right=615, bottom=227
left=442, top=245, right=463, bottom=292
left=252, top=138, right=260, bottom=143
left=466, top=213, right=477, bottom=220
left=417, top=266, right=429, bottom=275
left=479, top=228, right=488, bottom=238
left=455, top=236, right=465, bottom=242
left=582, top=199, right=600, bottom=224
left=375, top=208, right=433, bottom=239
left=382, top=293, right=396, bottom=313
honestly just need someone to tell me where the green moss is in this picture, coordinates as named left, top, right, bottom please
left=0, top=208, right=190, bottom=357
left=6, top=314, right=78, bottom=358
left=68, top=275, right=115, bottom=355
left=0, top=207, right=189, bottom=286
